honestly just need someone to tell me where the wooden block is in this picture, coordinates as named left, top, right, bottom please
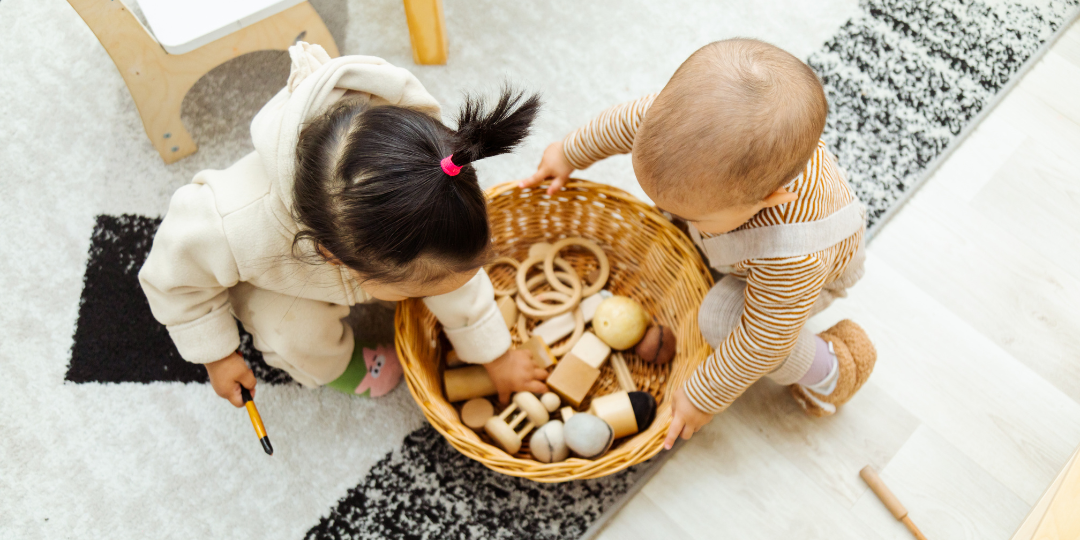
left=496, top=295, right=518, bottom=330
left=560, top=406, right=576, bottom=422
left=610, top=353, right=636, bottom=392
left=522, top=335, right=556, bottom=369
left=547, top=354, right=600, bottom=408
left=588, top=392, right=638, bottom=439
left=532, top=311, right=577, bottom=345
left=460, top=398, right=494, bottom=430
left=444, top=365, right=495, bottom=402
left=567, top=331, right=611, bottom=369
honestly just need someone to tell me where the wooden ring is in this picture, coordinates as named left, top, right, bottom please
left=486, top=257, right=521, bottom=297
left=543, top=237, right=610, bottom=297
left=516, top=255, right=582, bottom=311
left=516, top=286, right=572, bottom=319
left=515, top=313, right=530, bottom=343
left=548, top=306, right=586, bottom=357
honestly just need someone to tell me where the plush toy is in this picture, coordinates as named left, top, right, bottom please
left=354, top=344, right=403, bottom=397
left=635, top=325, right=677, bottom=365
left=592, top=296, right=650, bottom=350
left=530, top=420, right=569, bottom=463
left=564, top=412, right=614, bottom=458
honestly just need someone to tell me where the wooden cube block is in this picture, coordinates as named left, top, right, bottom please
left=567, top=331, right=611, bottom=369
left=496, top=295, right=518, bottom=330
left=522, top=335, right=556, bottom=369
left=546, top=354, right=600, bottom=408
left=532, top=311, right=577, bottom=345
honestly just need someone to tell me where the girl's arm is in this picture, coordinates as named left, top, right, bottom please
left=422, top=269, right=512, bottom=364
left=138, top=182, right=242, bottom=365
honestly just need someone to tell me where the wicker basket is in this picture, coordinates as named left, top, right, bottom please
left=395, top=179, right=714, bottom=482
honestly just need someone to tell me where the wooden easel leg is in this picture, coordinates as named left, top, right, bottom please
left=403, top=0, right=449, bottom=65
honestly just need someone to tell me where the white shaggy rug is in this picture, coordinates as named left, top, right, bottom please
left=1, top=0, right=1076, bottom=538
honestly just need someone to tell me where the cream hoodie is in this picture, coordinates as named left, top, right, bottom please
left=138, top=43, right=511, bottom=368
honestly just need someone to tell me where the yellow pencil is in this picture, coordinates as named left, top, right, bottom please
left=240, top=387, right=273, bottom=456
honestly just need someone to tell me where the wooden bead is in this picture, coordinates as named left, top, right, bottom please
left=543, top=237, right=610, bottom=297
left=460, top=398, right=494, bottom=430
left=486, top=257, right=521, bottom=297
left=540, top=392, right=561, bottom=412
left=444, top=365, right=495, bottom=402
left=635, top=325, right=677, bottom=365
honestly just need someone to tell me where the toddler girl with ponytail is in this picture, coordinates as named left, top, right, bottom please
left=139, top=43, right=546, bottom=408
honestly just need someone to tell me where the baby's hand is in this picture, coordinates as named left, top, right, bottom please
left=484, top=349, right=549, bottom=403
left=205, top=352, right=257, bottom=408
left=664, top=386, right=714, bottom=449
left=518, top=141, right=576, bottom=195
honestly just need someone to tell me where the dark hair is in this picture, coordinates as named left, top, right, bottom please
left=292, top=87, right=540, bottom=285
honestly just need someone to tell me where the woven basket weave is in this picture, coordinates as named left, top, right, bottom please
left=395, top=179, right=714, bottom=482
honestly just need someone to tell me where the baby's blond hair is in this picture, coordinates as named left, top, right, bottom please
left=634, top=39, right=827, bottom=210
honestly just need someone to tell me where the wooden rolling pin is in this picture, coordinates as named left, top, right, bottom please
left=860, top=466, right=929, bottom=540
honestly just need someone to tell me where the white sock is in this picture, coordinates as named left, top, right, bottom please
left=798, top=337, right=839, bottom=396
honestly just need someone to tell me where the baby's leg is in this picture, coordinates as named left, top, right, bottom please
left=229, top=282, right=353, bottom=387
left=697, top=275, right=819, bottom=386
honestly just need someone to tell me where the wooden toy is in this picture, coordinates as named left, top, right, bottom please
left=543, top=237, right=610, bottom=297
left=592, top=296, right=650, bottom=350
left=563, top=412, right=614, bottom=459
left=610, top=352, right=636, bottom=392
left=483, top=392, right=550, bottom=454
left=540, top=392, right=561, bottom=412
left=579, top=292, right=607, bottom=322
left=545, top=354, right=601, bottom=408
left=460, top=398, right=494, bottom=430
left=565, top=331, right=611, bottom=369
left=486, top=257, right=521, bottom=296
left=587, top=391, right=657, bottom=439
left=522, top=335, right=557, bottom=369
left=496, top=295, right=518, bottom=330
left=635, top=325, right=677, bottom=365
left=560, top=406, right=575, bottom=422
left=444, top=365, right=496, bottom=402
left=860, top=466, right=929, bottom=540
left=530, top=420, right=569, bottom=463
left=446, top=349, right=464, bottom=368
left=516, top=256, right=582, bottom=317
left=515, top=270, right=580, bottom=319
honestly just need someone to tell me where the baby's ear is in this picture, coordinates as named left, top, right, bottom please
left=761, top=187, right=798, bottom=209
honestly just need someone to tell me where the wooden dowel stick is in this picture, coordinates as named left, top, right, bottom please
left=860, top=466, right=929, bottom=540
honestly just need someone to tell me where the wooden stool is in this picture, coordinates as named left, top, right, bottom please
left=67, top=0, right=340, bottom=164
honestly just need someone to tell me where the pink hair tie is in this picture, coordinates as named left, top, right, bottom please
left=441, top=155, right=462, bottom=176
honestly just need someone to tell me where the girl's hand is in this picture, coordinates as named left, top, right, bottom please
left=484, top=349, right=549, bottom=403
left=663, top=386, right=714, bottom=449
left=205, top=352, right=257, bottom=408
left=518, top=141, right=576, bottom=195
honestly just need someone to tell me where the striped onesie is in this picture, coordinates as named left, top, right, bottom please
left=563, top=94, right=866, bottom=414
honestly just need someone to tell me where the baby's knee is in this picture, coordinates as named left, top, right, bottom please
left=698, top=277, right=746, bottom=349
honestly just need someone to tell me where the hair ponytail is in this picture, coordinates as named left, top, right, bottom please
left=292, top=85, right=541, bottom=285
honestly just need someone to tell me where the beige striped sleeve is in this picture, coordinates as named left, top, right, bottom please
left=685, top=254, right=831, bottom=414
left=562, top=94, right=659, bottom=170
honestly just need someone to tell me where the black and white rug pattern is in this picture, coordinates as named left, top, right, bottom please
left=24, top=0, right=1080, bottom=538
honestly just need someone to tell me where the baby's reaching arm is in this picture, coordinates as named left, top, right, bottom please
left=521, top=94, right=658, bottom=195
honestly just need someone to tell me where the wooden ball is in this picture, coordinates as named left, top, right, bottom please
left=540, top=392, right=561, bottom=412
left=592, top=296, right=650, bottom=350
left=634, top=325, right=677, bottom=365
left=564, top=413, right=614, bottom=459
left=530, top=420, right=569, bottom=463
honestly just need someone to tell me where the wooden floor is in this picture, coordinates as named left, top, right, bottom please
left=597, top=19, right=1080, bottom=540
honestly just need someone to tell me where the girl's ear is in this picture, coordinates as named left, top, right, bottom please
left=760, top=187, right=798, bottom=209
left=318, top=245, right=342, bottom=266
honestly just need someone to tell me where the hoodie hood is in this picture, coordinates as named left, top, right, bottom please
left=250, top=42, right=442, bottom=225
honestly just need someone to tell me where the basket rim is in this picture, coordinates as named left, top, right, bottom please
left=394, top=179, right=714, bottom=482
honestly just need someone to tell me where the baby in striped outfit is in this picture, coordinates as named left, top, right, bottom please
left=522, top=38, right=877, bottom=448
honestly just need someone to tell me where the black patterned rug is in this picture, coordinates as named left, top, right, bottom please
left=6, top=0, right=1077, bottom=538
